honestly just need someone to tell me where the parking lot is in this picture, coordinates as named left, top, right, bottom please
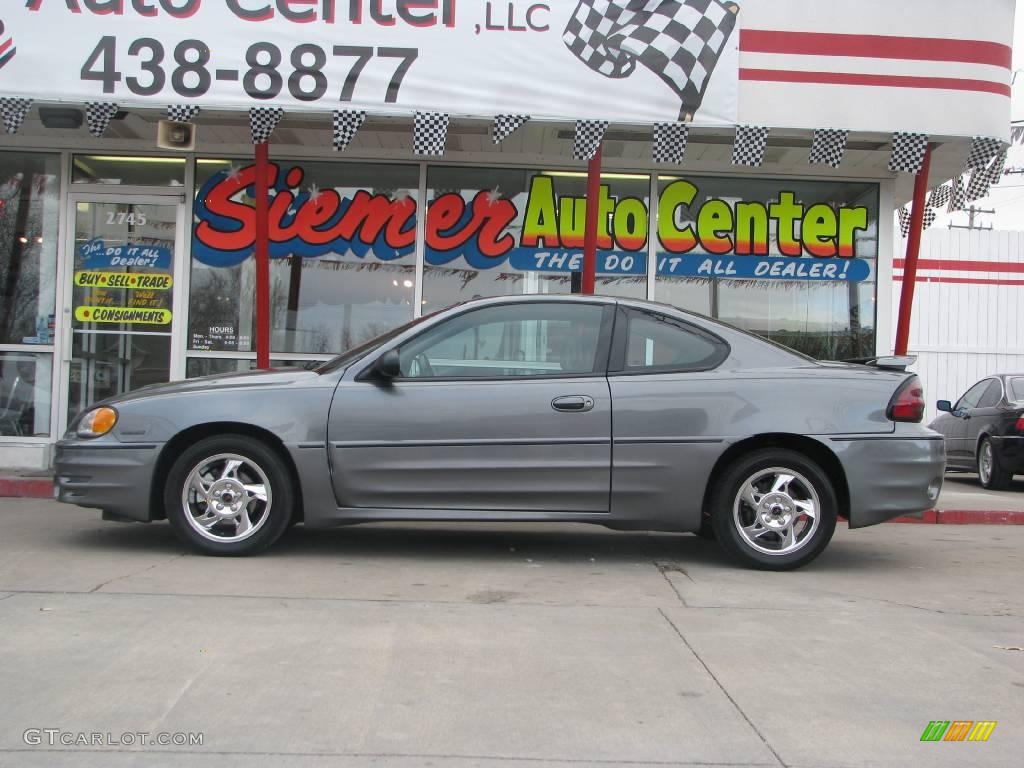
left=0, top=496, right=1022, bottom=768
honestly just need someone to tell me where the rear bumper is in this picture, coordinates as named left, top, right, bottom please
left=831, top=434, right=946, bottom=528
left=991, top=435, right=1024, bottom=473
left=53, top=440, right=161, bottom=522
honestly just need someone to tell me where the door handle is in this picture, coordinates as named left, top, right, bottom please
left=551, top=395, right=594, bottom=413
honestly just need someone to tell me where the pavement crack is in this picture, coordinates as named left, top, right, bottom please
left=659, top=608, right=788, bottom=768
left=89, top=552, right=189, bottom=593
left=654, top=561, right=691, bottom=607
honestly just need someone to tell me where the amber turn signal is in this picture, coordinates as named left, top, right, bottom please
left=77, top=407, right=118, bottom=438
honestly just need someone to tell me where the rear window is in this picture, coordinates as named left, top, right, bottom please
left=1010, top=377, right=1024, bottom=403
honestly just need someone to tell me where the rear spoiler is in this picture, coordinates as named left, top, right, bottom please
left=840, top=355, right=917, bottom=371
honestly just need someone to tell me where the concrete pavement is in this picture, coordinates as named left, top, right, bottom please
left=0, top=498, right=1022, bottom=768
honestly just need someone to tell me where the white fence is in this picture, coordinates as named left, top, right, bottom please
left=892, top=228, right=1024, bottom=423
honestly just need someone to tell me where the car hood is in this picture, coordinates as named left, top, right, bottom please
left=100, top=368, right=320, bottom=406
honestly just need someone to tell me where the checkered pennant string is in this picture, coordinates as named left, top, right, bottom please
left=0, top=97, right=32, bottom=134
left=167, top=104, right=200, bottom=123
left=923, top=208, right=937, bottom=230
left=249, top=107, right=283, bottom=144
left=563, top=0, right=740, bottom=121
left=573, top=119, right=608, bottom=160
left=948, top=175, right=966, bottom=213
left=965, top=168, right=991, bottom=202
left=964, top=136, right=1003, bottom=172
left=732, top=125, right=769, bottom=167
left=492, top=115, right=530, bottom=145
left=984, top=148, right=1008, bottom=184
left=332, top=109, right=366, bottom=151
left=653, top=122, right=689, bottom=164
left=926, top=184, right=951, bottom=209
left=85, top=102, right=118, bottom=138
left=888, top=132, right=928, bottom=173
left=808, top=128, right=848, bottom=168
left=413, top=111, right=449, bottom=156
left=896, top=207, right=910, bottom=238
left=1011, top=125, right=1024, bottom=146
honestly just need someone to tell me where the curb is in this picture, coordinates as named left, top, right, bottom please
left=3, top=478, right=1024, bottom=523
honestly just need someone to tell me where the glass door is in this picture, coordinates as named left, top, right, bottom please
left=61, top=194, right=185, bottom=428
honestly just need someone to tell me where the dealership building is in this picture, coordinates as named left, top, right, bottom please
left=0, top=0, right=1015, bottom=468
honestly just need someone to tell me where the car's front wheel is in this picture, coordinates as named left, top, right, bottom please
left=164, top=435, right=294, bottom=556
left=710, top=449, right=837, bottom=570
left=978, top=437, right=1012, bottom=490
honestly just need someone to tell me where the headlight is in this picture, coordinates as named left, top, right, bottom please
left=77, top=407, right=118, bottom=438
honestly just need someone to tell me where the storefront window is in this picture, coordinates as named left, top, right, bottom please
left=189, top=159, right=418, bottom=355
left=0, top=152, right=60, bottom=346
left=73, top=155, right=186, bottom=187
left=0, top=352, right=52, bottom=437
left=654, top=175, right=878, bottom=358
left=422, top=167, right=648, bottom=309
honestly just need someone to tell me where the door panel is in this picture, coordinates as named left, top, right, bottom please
left=327, top=301, right=614, bottom=513
left=329, top=377, right=611, bottom=511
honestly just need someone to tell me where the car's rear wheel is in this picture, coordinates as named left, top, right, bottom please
left=978, top=437, right=1012, bottom=490
left=164, top=435, right=293, bottom=556
left=710, top=449, right=837, bottom=570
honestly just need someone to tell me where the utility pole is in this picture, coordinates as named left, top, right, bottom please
left=948, top=206, right=995, bottom=231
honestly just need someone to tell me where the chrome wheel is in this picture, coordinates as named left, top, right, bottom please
left=733, top=467, right=820, bottom=556
left=979, top=442, right=994, bottom=485
left=181, top=453, right=272, bottom=543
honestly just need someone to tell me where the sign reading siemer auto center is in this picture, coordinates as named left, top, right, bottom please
left=2, top=1, right=1015, bottom=137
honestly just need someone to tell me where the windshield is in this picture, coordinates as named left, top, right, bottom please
left=313, top=311, right=440, bottom=375
left=1009, top=377, right=1024, bottom=403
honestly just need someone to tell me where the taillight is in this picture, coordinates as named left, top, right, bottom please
left=888, top=375, right=925, bottom=423
left=1016, top=416, right=1024, bottom=433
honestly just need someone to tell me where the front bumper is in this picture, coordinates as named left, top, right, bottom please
left=53, top=440, right=162, bottom=522
left=831, top=434, right=945, bottom=528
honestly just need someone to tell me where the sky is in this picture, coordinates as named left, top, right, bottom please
left=931, top=9, right=1024, bottom=231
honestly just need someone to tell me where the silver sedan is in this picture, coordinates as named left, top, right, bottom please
left=55, top=295, right=945, bottom=570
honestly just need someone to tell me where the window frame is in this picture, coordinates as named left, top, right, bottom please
left=956, top=379, right=993, bottom=411
left=607, top=307, right=730, bottom=376
left=356, top=301, right=616, bottom=383
left=977, top=378, right=1004, bottom=409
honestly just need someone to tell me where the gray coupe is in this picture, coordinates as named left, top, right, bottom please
left=55, top=295, right=945, bottom=570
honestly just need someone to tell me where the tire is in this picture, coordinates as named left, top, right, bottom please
left=710, top=448, right=838, bottom=571
left=164, top=435, right=294, bottom=556
left=977, top=437, right=1012, bottom=491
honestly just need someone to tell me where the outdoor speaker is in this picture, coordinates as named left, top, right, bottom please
left=39, top=107, right=83, bottom=130
left=157, top=119, right=196, bottom=151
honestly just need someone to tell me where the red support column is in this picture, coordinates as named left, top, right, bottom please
left=893, top=143, right=933, bottom=356
left=581, top=142, right=603, bottom=295
left=254, top=141, right=271, bottom=370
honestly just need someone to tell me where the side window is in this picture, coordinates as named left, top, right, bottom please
left=956, top=380, right=990, bottom=410
left=398, top=303, right=605, bottom=379
left=619, top=310, right=729, bottom=373
left=977, top=380, right=1003, bottom=409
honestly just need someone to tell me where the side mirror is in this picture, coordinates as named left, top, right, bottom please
left=371, top=349, right=401, bottom=380
left=936, top=400, right=952, bottom=413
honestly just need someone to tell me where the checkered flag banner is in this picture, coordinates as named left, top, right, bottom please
left=563, top=0, right=740, bottom=121
left=333, top=109, right=366, bottom=151
left=965, top=168, right=990, bottom=202
left=948, top=175, right=966, bottom=213
left=896, top=207, right=910, bottom=238
left=167, top=104, right=200, bottom=123
left=414, top=111, right=449, bottom=156
left=492, top=115, right=530, bottom=145
left=888, top=132, right=928, bottom=174
left=923, top=208, right=937, bottom=230
left=249, top=107, right=283, bottom=144
left=808, top=129, right=848, bottom=168
left=927, top=184, right=952, bottom=209
left=85, top=102, right=118, bottom=138
left=732, top=125, right=768, bottom=167
left=984, top=148, right=1008, bottom=184
left=1011, top=125, right=1024, bottom=145
left=964, top=136, right=1002, bottom=171
left=574, top=120, right=608, bottom=160
left=1, top=97, right=32, bottom=134
left=653, top=122, right=689, bottom=163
